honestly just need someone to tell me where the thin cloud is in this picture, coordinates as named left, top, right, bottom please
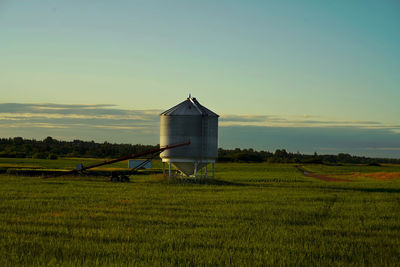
left=220, top=114, right=399, bottom=131
left=0, top=103, right=399, bottom=158
left=0, top=103, right=160, bottom=138
left=374, top=147, right=400, bottom=151
left=1, top=103, right=397, bottom=131
left=221, top=115, right=286, bottom=123
left=32, top=103, right=116, bottom=109
left=0, top=112, right=156, bottom=121
left=92, top=125, right=148, bottom=130
left=0, top=103, right=162, bottom=117
left=2, top=122, right=69, bottom=129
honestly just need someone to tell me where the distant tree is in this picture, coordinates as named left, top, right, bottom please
left=32, top=152, right=47, bottom=159
left=48, top=153, right=58, bottom=160
left=13, top=137, right=24, bottom=145
left=43, top=136, right=54, bottom=144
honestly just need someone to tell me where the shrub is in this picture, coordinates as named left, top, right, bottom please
left=48, top=154, right=58, bottom=160
left=32, top=152, right=47, bottom=159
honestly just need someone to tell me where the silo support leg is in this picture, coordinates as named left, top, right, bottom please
left=194, top=162, right=198, bottom=181
left=168, top=162, right=171, bottom=178
left=162, top=162, right=165, bottom=177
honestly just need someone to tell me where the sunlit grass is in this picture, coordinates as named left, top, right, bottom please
left=0, top=161, right=399, bottom=266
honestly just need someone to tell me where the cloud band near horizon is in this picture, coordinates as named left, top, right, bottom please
left=0, top=103, right=399, bottom=158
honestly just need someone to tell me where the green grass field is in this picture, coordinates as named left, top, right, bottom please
left=0, top=158, right=399, bottom=266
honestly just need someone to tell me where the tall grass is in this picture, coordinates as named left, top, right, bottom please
left=0, top=161, right=399, bottom=266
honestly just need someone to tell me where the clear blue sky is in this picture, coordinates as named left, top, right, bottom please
left=1, top=1, right=399, bottom=157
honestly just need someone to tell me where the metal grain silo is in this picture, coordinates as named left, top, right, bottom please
left=160, top=95, right=219, bottom=179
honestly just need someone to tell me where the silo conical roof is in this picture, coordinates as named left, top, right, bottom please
left=160, top=97, right=219, bottom=117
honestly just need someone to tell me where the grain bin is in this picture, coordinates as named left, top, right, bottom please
left=160, top=95, right=219, bottom=178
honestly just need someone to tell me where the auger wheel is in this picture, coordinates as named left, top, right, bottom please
left=110, top=173, right=130, bottom=182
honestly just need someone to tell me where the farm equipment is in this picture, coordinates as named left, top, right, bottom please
left=48, top=141, right=190, bottom=182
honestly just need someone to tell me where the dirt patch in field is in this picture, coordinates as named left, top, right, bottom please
left=349, top=172, right=400, bottom=181
left=296, top=166, right=400, bottom=182
left=296, top=166, right=352, bottom=182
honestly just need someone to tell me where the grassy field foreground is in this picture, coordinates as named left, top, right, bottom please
left=0, top=161, right=399, bottom=266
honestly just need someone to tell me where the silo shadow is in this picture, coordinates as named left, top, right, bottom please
left=163, top=177, right=249, bottom=186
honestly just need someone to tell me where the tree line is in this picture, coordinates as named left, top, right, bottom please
left=1, top=137, right=399, bottom=164
left=0, top=137, right=156, bottom=160
left=218, top=148, right=400, bottom=164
